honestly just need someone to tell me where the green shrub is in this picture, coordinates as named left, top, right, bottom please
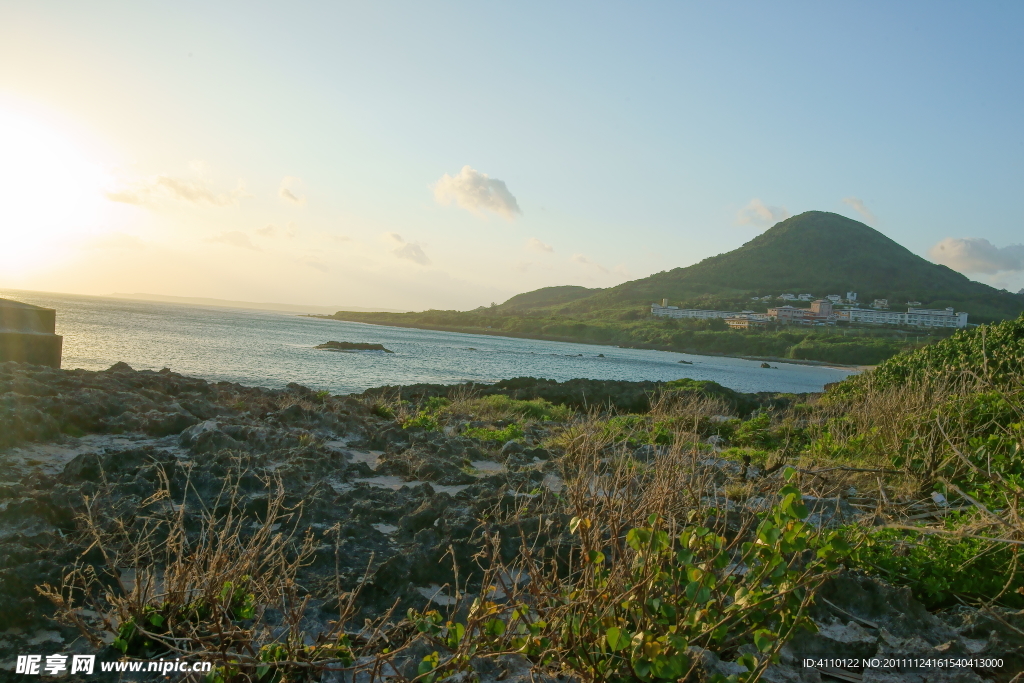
left=402, top=412, right=442, bottom=431
left=397, top=476, right=854, bottom=683
left=464, top=423, right=525, bottom=442
left=847, top=526, right=1023, bottom=609
left=599, top=415, right=675, bottom=446
left=370, top=402, right=395, bottom=419
left=832, top=313, right=1024, bottom=396
left=400, top=396, right=450, bottom=431
left=469, top=394, right=572, bottom=422
left=529, top=476, right=853, bottom=681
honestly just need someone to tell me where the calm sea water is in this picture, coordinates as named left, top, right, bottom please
left=1, top=289, right=858, bottom=395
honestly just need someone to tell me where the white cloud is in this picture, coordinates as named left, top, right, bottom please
left=433, top=165, right=521, bottom=218
left=385, top=233, right=431, bottom=266
left=394, top=243, right=431, bottom=265
left=107, top=175, right=249, bottom=207
left=735, top=199, right=790, bottom=228
left=527, top=237, right=553, bottom=253
left=206, top=231, right=260, bottom=251
left=278, top=176, right=305, bottom=205
left=571, top=253, right=610, bottom=274
left=257, top=222, right=300, bottom=238
left=842, top=197, right=877, bottom=224
left=928, top=237, right=1024, bottom=274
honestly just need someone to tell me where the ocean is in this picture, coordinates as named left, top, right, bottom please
left=0, top=289, right=858, bottom=395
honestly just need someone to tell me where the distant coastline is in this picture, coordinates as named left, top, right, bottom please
left=112, top=293, right=409, bottom=316
left=311, top=314, right=871, bottom=370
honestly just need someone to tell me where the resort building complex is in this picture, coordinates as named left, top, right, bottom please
left=652, top=295, right=969, bottom=329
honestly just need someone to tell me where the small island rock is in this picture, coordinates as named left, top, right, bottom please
left=315, top=341, right=394, bottom=353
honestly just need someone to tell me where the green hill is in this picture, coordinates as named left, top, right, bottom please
left=518, top=212, right=1024, bottom=322
left=326, top=211, right=1023, bottom=364
left=497, top=285, right=603, bottom=312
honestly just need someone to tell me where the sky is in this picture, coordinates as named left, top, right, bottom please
left=1, top=1, right=1022, bottom=310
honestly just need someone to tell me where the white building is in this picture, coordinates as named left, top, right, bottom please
left=845, top=306, right=968, bottom=328
left=779, top=294, right=797, bottom=301
left=846, top=292, right=858, bottom=303
left=906, top=307, right=969, bottom=328
left=651, top=304, right=737, bottom=319
left=797, top=293, right=814, bottom=301
left=826, top=294, right=842, bottom=303
left=847, top=308, right=902, bottom=325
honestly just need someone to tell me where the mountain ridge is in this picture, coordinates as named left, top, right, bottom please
left=502, top=212, right=1024, bottom=322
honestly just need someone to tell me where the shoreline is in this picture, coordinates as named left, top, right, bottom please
left=311, top=315, right=870, bottom=371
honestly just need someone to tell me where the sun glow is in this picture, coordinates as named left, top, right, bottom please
left=0, top=106, right=112, bottom=273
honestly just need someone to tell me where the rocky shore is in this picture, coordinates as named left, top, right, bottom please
left=1, top=361, right=1021, bottom=681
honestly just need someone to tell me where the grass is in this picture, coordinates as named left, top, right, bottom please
left=36, top=315, right=1024, bottom=680
left=385, top=389, right=575, bottom=446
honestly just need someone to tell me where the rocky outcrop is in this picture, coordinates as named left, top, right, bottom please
left=0, top=362, right=549, bottom=676
left=0, top=362, right=1020, bottom=682
left=316, top=341, right=394, bottom=353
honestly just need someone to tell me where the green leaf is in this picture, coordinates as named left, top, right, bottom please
left=752, top=629, right=777, bottom=652
left=783, top=466, right=797, bottom=482
left=588, top=550, right=605, bottom=565
left=626, top=527, right=651, bottom=551
left=485, top=619, right=506, bottom=637
left=606, top=626, right=626, bottom=651
left=736, top=652, right=758, bottom=672
left=830, top=536, right=851, bottom=554
left=418, top=651, right=440, bottom=676
left=446, top=621, right=466, bottom=648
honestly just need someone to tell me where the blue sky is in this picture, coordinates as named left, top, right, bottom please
left=1, top=1, right=1022, bottom=309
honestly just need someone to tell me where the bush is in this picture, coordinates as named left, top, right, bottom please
left=847, top=526, right=1024, bottom=609
left=512, top=474, right=853, bottom=681
left=463, top=423, right=525, bottom=442
left=834, top=313, right=1024, bottom=394
left=468, top=394, right=572, bottom=422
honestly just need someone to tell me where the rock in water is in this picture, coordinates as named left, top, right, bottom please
left=315, top=341, right=394, bottom=353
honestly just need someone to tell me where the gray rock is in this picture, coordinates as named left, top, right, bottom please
left=500, top=440, right=525, bottom=458
left=178, top=419, right=245, bottom=453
